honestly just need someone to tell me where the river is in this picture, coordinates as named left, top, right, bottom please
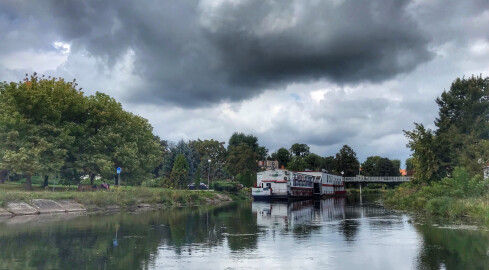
left=0, top=195, right=488, bottom=270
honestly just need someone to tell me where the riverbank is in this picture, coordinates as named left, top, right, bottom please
left=383, top=168, right=489, bottom=225
left=0, top=186, right=243, bottom=217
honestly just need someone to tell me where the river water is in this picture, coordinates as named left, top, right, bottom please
left=0, top=195, right=488, bottom=270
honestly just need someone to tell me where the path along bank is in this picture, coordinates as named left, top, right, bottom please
left=0, top=187, right=237, bottom=217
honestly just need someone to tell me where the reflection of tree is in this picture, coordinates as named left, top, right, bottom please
left=338, top=219, right=360, bottom=242
left=0, top=202, right=260, bottom=269
left=415, top=225, right=489, bottom=270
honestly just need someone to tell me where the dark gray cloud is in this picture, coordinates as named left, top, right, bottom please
left=2, top=0, right=433, bottom=107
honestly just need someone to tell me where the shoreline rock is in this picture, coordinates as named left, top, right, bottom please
left=6, top=202, right=38, bottom=216
left=0, top=208, right=12, bottom=217
left=0, top=194, right=234, bottom=218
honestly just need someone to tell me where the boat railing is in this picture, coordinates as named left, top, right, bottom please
left=271, top=188, right=288, bottom=195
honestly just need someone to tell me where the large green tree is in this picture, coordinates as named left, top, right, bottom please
left=290, top=143, right=310, bottom=157
left=226, top=143, right=259, bottom=176
left=0, top=75, right=83, bottom=189
left=0, top=74, right=162, bottom=188
left=323, top=156, right=337, bottom=173
left=271, top=147, right=292, bottom=168
left=287, top=156, right=308, bottom=171
left=404, top=123, right=440, bottom=182
left=304, top=153, right=323, bottom=171
left=405, top=75, right=489, bottom=182
left=192, top=139, right=227, bottom=180
left=170, top=154, right=189, bottom=188
left=335, top=145, right=360, bottom=177
left=361, top=156, right=400, bottom=176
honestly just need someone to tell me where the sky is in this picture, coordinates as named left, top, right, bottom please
left=1, top=0, right=488, bottom=167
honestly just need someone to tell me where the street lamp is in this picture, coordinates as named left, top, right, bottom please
left=208, top=159, right=211, bottom=190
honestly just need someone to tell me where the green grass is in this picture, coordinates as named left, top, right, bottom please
left=0, top=183, right=229, bottom=209
left=383, top=167, right=489, bottom=225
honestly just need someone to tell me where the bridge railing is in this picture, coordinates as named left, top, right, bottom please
left=344, top=176, right=412, bottom=183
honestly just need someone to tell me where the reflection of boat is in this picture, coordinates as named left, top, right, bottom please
left=252, top=169, right=346, bottom=200
left=252, top=198, right=346, bottom=228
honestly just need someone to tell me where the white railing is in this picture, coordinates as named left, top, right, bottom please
left=344, top=176, right=412, bottom=183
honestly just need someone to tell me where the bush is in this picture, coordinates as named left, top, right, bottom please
left=212, top=180, right=240, bottom=193
left=141, top=178, right=160, bottom=187
left=384, top=167, right=489, bottom=222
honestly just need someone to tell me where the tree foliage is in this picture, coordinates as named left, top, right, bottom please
left=405, top=75, right=489, bottom=182
left=361, top=156, right=400, bottom=176
left=304, top=153, right=323, bottom=171
left=335, top=145, right=359, bottom=177
left=169, top=154, right=189, bottom=188
left=287, top=157, right=308, bottom=171
left=192, top=139, right=227, bottom=180
left=290, top=143, right=310, bottom=157
left=226, top=143, right=259, bottom=176
left=0, top=74, right=162, bottom=189
left=271, top=147, right=292, bottom=168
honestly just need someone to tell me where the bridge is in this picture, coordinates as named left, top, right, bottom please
left=344, top=176, right=412, bottom=183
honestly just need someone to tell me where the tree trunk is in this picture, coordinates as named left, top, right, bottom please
left=24, top=173, right=33, bottom=190
left=0, top=170, right=7, bottom=183
left=43, top=175, right=49, bottom=188
left=90, top=173, right=95, bottom=186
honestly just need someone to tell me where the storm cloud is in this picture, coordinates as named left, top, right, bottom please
left=1, top=0, right=489, bottom=163
left=2, top=0, right=432, bottom=107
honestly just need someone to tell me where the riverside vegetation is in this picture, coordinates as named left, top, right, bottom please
left=385, top=75, right=489, bottom=224
left=0, top=184, right=234, bottom=210
left=385, top=167, right=489, bottom=224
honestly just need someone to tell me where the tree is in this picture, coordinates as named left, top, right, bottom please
left=170, top=154, right=189, bottom=188
left=271, top=148, right=292, bottom=168
left=257, top=146, right=269, bottom=161
left=323, top=156, right=337, bottom=173
left=430, top=75, right=489, bottom=177
left=361, top=156, right=381, bottom=176
left=290, top=143, right=310, bottom=157
left=391, top=159, right=401, bottom=173
left=81, top=93, right=162, bottom=186
left=405, top=157, right=414, bottom=172
left=435, top=76, right=489, bottom=137
left=0, top=74, right=163, bottom=188
left=304, top=153, right=323, bottom=171
left=0, top=75, right=82, bottom=189
left=161, top=140, right=199, bottom=184
left=286, top=157, right=308, bottom=171
left=335, top=145, right=359, bottom=177
left=226, top=143, right=259, bottom=176
left=404, top=123, right=440, bottom=183
left=227, top=132, right=259, bottom=152
left=361, top=156, right=400, bottom=176
left=192, top=139, right=227, bottom=180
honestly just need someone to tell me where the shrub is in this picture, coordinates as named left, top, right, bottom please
left=212, top=180, right=240, bottom=193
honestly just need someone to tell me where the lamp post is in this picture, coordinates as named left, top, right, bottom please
left=208, top=159, right=211, bottom=190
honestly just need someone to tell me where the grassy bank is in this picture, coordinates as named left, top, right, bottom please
left=384, top=168, right=489, bottom=224
left=0, top=184, right=236, bottom=209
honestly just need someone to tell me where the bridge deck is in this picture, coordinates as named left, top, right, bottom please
left=344, top=176, right=411, bottom=183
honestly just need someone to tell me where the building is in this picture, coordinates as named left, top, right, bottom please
left=484, top=164, right=489, bottom=180
left=258, top=160, right=279, bottom=170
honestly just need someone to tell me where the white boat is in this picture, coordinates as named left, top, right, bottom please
left=252, top=169, right=290, bottom=200
left=252, top=169, right=346, bottom=200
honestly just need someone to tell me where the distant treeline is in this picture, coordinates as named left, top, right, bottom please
left=0, top=74, right=402, bottom=190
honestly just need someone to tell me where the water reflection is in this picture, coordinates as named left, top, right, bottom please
left=0, top=197, right=488, bottom=269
